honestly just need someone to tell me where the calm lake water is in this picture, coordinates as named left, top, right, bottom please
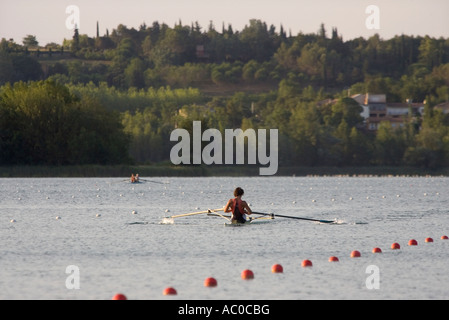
left=1, top=176, right=448, bottom=300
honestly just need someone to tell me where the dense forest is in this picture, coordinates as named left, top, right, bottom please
left=1, top=20, right=449, bottom=170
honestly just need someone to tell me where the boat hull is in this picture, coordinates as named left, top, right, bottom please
left=224, top=217, right=274, bottom=227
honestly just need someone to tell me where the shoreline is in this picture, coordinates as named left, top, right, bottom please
left=1, top=165, right=449, bottom=178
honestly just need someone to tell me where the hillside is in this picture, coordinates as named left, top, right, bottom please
left=1, top=20, right=449, bottom=170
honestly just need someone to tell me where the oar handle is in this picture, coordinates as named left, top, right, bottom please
left=252, top=212, right=275, bottom=218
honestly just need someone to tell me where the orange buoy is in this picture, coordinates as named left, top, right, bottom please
left=408, top=239, right=418, bottom=246
left=241, top=269, right=254, bottom=280
left=301, top=259, right=313, bottom=267
left=204, top=277, right=217, bottom=287
left=328, top=256, right=339, bottom=262
left=441, top=235, right=448, bottom=240
left=425, top=237, right=433, bottom=243
left=372, top=247, right=382, bottom=253
left=391, top=242, right=401, bottom=250
left=163, top=287, right=177, bottom=295
left=350, top=250, right=361, bottom=258
left=112, top=293, right=127, bottom=300
left=271, top=264, right=283, bottom=273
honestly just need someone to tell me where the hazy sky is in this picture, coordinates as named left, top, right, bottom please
left=1, top=0, right=448, bottom=45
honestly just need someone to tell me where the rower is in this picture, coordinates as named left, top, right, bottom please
left=131, top=174, right=136, bottom=183
left=224, top=187, right=252, bottom=224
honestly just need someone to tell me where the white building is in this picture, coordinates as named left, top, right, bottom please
left=351, top=94, right=425, bottom=131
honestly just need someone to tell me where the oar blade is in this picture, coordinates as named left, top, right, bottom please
left=161, top=217, right=175, bottom=225
left=318, top=219, right=335, bottom=224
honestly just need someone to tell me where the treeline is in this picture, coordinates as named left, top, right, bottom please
left=1, top=20, right=449, bottom=93
left=3, top=79, right=449, bottom=168
left=1, top=20, right=449, bottom=169
left=0, top=81, right=130, bottom=165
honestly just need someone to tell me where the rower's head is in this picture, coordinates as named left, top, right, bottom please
left=234, top=187, right=244, bottom=197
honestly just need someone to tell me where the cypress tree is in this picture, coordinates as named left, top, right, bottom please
left=72, top=25, right=80, bottom=52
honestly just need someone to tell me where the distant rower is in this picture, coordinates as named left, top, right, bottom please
left=130, top=174, right=140, bottom=183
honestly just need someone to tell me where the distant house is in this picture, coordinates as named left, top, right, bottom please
left=351, top=94, right=370, bottom=119
left=316, top=93, right=426, bottom=132
left=434, top=101, right=449, bottom=114
left=196, top=45, right=209, bottom=59
left=351, top=93, right=425, bottom=131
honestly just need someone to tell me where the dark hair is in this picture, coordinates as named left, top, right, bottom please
left=234, top=187, right=244, bottom=197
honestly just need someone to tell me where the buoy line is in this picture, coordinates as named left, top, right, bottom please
left=110, top=233, right=447, bottom=299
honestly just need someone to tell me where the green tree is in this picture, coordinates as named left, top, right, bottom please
left=0, top=52, right=15, bottom=85
left=239, top=19, right=277, bottom=62
left=0, top=81, right=130, bottom=165
left=374, top=122, right=408, bottom=166
left=419, top=36, right=445, bottom=70
left=72, top=28, right=80, bottom=52
left=405, top=109, right=449, bottom=168
left=22, top=35, right=38, bottom=48
left=324, top=97, right=363, bottom=128
left=125, top=58, right=146, bottom=89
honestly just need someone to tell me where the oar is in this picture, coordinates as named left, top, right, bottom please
left=168, top=208, right=224, bottom=219
left=252, top=212, right=334, bottom=224
left=209, top=210, right=231, bottom=222
left=109, top=179, right=130, bottom=184
left=140, top=179, right=169, bottom=184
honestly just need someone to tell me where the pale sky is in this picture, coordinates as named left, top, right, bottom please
left=1, top=0, right=448, bottom=45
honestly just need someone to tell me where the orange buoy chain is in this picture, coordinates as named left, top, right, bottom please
left=111, top=234, right=447, bottom=299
